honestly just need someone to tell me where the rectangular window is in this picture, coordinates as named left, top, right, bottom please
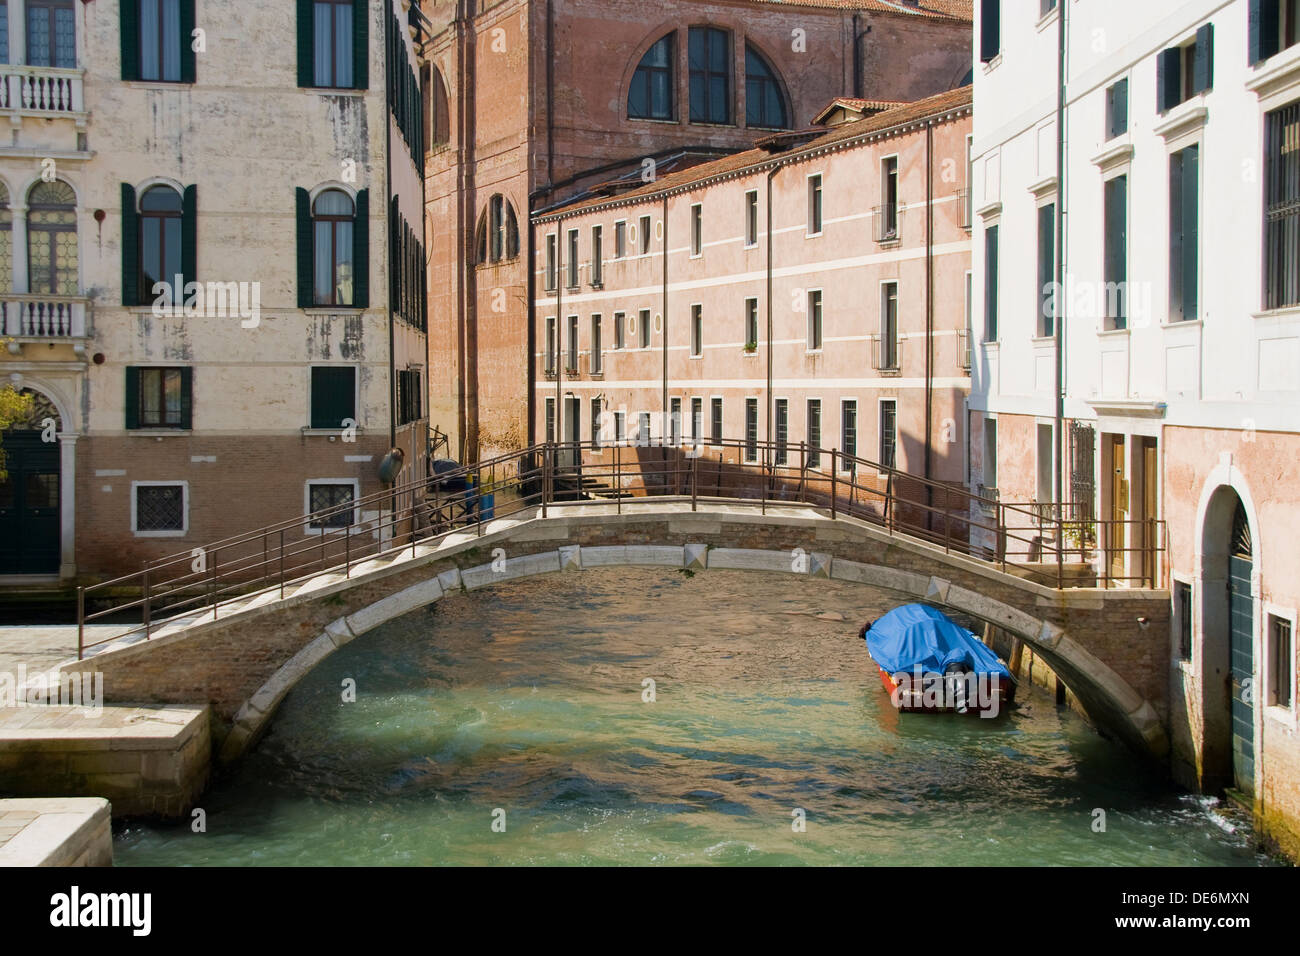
left=807, top=400, right=821, bottom=467
left=131, top=366, right=188, bottom=429
left=1104, top=175, right=1128, bottom=329
left=878, top=157, right=899, bottom=241
left=566, top=229, right=579, bottom=288
left=591, top=225, right=603, bottom=286
left=840, top=400, right=857, bottom=469
left=745, top=297, right=759, bottom=349
left=310, top=365, right=356, bottom=430
left=1175, top=580, right=1193, bottom=662
left=307, top=481, right=356, bottom=531
left=566, top=314, right=579, bottom=372
left=140, top=0, right=182, bottom=82
left=984, top=224, right=999, bottom=340
left=1269, top=614, right=1294, bottom=708
left=396, top=368, right=422, bottom=426
left=808, top=174, right=823, bottom=235
left=614, top=410, right=626, bottom=442
left=311, top=0, right=353, bottom=88
left=133, top=483, right=186, bottom=534
left=591, top=398, right=603, bottom=449
left=691, top=204, right=703, bottom=257
left=880, top=282, right=898, bottom=370
left=545, top=397, right=556, bottom=442
left=691, top=304, right=703, bottom=357
left=691, top=397, right=703, bottom=442
left=639, top=215, right=652, bottom=255
left=1265, top=102, right=1300, bottom=310
left=711, top=397, right=723, bottom=445
left=980, top=0, right=1000, bottom=63
left=639, top=308, right=651, bottom=349
left=983, top=417, right=998, bottom=490
left=688, top=26, right=731, bottom=125
left=1158, top=25, right=1213, bottom=112
left=545, top=317, right=557, bottom=374
left=638, top=411, right=652, bottom=444
left=775, top=398, right=788, bottom=465
left=1250, top=0, right=1300, bottom=65
left=615, top=220, right=627, bottom=259
left=591, top=314, right=603, bottom=374
left=670, top=397, right=682, bottom=446
left=29, top=0, right=76, bottom=69
left=744, top=398, right=758, bottom=462
left=1036, top=423, right=1053, bottom=503
left=879, top=400, right=897, bottom=470
left=1106, top=78, right=1129, bottom=140
left=745, top=189, right=759, bottom=246
left=614, top=311, right=626, bottom=350
left=545, top=234, right=557, bottom=291
left=1169, top=144, right=1200, bottom=322
left=0, top=7, right=8, bottom=64
left=807, top=289, right=822, bottom=351
left=1038, top=203, right=1056, bottom=337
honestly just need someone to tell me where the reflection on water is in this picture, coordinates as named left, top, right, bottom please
left=115, top=569, right=1269, bottom=866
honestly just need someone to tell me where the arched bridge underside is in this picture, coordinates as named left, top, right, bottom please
left=60, top=501, right=1172, bottom=763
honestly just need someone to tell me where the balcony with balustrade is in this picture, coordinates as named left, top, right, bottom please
left=0, top=65, right=85, bottom=123
left=2, top=293, right=89, bottom=354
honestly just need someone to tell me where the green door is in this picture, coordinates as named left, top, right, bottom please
left=1228, top=503, right=1254, bottom=797
left=0, top=431, right=60, bottom=574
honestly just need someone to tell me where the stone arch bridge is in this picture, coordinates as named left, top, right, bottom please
left=62, top=500, right=1171, bottom=764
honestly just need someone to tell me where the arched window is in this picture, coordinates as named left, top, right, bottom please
left=313, top=189, right=354, bottom=305
left=423, top=64, right=450, bottom=149
left=689, top=27, right=731, bottom=125
left=475, top=195, right=518, bottom=265
left=139, top=185, right=183, bottom=302
left=745, top=44, right=788, bottom=129
left=628, top=33, right=675, bottom=120
left=0, top=184, right=11, bottom=294
left=27, top=180, right=77, bottom=296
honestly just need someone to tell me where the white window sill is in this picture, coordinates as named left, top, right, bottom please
left=132, top=529, right=186, bottom=538
left=301, top=427, right=362, bottom=436
left=1264, top=703, right=1297, bottom=731
left=303, top=306, right=364, bottom=315
left=129, top=429, right=191, bottom=437
left=1153, top=103, right=1208, bottom=141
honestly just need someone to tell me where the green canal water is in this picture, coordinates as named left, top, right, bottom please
left=115, top=568, right=1270, bottom=866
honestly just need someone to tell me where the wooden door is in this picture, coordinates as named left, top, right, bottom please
left=1108, top=434, right=1126, bottom=581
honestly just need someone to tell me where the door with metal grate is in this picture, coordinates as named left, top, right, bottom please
left=0, top=432, right=60, bottom=574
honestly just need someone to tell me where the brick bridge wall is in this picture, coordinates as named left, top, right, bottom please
left=62, top=506, right=1171, bottom=761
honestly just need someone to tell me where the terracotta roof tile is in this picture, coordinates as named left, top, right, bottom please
left=745, top=0, right=971, bottom=21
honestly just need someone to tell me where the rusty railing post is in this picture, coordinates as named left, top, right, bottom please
left=77, top=587, right=84, bottom=660
left=542, top=444, right=551, bottom=518
left=142, top=561, right=151, bottom=639
left=279, top=529, right=286, bottom=599
left=830, top=449, right=838, bottom=519
left=691, top=449, right=698, bottom=512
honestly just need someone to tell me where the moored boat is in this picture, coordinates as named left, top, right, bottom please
left=860, top=604, right=1016, bottom=716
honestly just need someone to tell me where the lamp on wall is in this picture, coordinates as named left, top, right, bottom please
left=378, top=447, right=405, bottom=484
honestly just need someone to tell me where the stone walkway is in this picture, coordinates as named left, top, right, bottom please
left=0, top=625, right=127, bottom=678
left=0, top=797, right=113, bottom=866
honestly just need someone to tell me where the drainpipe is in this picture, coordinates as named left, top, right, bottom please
left=852, top=14, right=862, bottom=98
left=661, top=194, right=669, bottom=438
left=924, top=119, right=934, bottom=524
left=555, top=215, right=563, bottom=447
left=546, top=0, right=555, bottom=184
left=766, top=165, right=778, bottom=453
left=384, top=0, right=397, bottom=539
left=527, top=209, right=536, bottom=447
left=1054, top=0, right=1067, bottom=508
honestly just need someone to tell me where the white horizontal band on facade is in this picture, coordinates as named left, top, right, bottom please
left=535, top=378, right=972, bottom=392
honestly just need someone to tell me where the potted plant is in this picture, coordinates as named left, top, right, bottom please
left=743, top=341, right=758, bottom=353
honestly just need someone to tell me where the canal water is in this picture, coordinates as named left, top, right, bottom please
left=115, top=568, right=1269, bottom=866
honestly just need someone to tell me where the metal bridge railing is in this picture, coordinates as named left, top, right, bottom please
left=77, top=438, right=1166, bottom=659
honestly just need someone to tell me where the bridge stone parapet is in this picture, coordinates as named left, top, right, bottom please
left=56, top=502, right=1171, bottom=764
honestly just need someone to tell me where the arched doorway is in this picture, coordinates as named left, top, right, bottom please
left=1199, top=486, right=1255, bottom=798
left=0, top=388, right=62, bottom=574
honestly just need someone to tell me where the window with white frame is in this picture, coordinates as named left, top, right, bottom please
left=306, top=480, right=358, bottom=532
left=808, top=174, right=823, bottom=235
left=132, top=481, right=187, bottom=535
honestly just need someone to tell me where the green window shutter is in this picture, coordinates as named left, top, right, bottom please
left=1250, top=0, right=1282, bottom=66
left=352, top=0, right=369, bottom=90
left=388, top=195, right=398, bottom=311
left=353, top=189, right=369, bottom=307
left=311, top=367, right=356, bottom=429
left=297, top=0, right=314, bottom=88
left=179, top=367, right=193, bottom=429
left=1193, top=23, right=1214, bottom=94
left=181, top=184, right=197, bottom=291
left=121, top=183, right=139, bottom=306
left=179, top=0, right=196, bottom=82
left=125, top=367, right=140, bottom=430
left=121, top=0, right=140, bottom=81
left=296, top=187, right=313, bottom=308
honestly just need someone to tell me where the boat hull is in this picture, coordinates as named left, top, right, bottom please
left=877, top=666, right=1016, bottom=715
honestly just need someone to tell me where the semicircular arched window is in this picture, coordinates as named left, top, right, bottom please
left=475, top=194, right=518, bottom=265
left=313, top=189, right=355, bottom=306
left=422, top=64, right=451, bottom=150
left=27, top=180, right=77, bottom=296
left=139, top=185, right=183, bottom=302
left=628, top=33, right=675, bottom=121
left=745, top=44, right=788, bottom=130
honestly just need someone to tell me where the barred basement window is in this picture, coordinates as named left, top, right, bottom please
left=744, top=398, right=758, bottom=462
left=307, top=482, right=355, bottom=531
left=134, top=483, right=185, bottom=534
left=879, top=399, right=897, bottom=469
left=1175, top=580, right=1193, bottom=661
left=691, top=397, right=703, bottom=443
left=807, top=399, right=821, bottom=467
left=840, top=400, right=857, bottom=470
left=711, top=397, right=723, bottom=445
left=774, top=398, right=788, bottom=465
left=1270, top=614, right=1293, bottom=709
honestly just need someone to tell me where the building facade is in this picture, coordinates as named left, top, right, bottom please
left=970, top=0, right=1300, bottom=856
left=421, top=0, right=974, bottom=462
left=0, top=0, right=428, bottom=582
left=530, top=87, right=973, bottom=496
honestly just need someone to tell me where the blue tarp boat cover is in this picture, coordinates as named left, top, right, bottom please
left=863, top=604, right=1012, bottom=679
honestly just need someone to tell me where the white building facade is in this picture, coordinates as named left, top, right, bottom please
left=971, top=0, right=1300, bottom=858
